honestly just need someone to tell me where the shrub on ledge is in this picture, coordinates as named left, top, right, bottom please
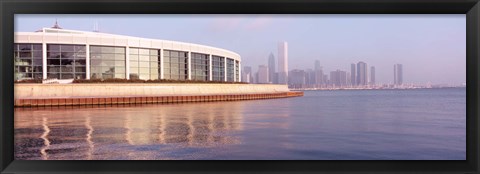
left=14, top=79, right=43, bottom=83
left=71, top=78, right=248, bottom=84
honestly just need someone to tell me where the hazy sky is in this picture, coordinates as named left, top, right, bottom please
left=15, top=14, right=466, bottom=85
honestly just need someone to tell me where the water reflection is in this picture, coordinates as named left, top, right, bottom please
left=40, top=117, right=50, bottom=160
left=15, top=102, right=245, bottom=160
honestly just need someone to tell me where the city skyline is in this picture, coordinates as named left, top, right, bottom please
left=16, top=14, right=466, bottom=85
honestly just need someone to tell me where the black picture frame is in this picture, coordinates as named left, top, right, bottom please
left=1, top=0, right=479, bottom=173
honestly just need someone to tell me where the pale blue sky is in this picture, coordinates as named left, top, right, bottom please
left=15, top=14, right=466, bottom=85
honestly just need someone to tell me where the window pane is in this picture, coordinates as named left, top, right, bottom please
left=139, top=61, right=149, bottom=68
left=115, top=60, right=125, bottom=67
left=60, top=45, right=74, bottom=52
left=19, top=44, right=32, bottom=51
left=129, top=61, right=139, bottom=67
left=150, top=56, right=159, bottom=61
left=129, top=48, right=139, bottom=54
left=61, top=52, right=74, bottom=59
left=61, top=59, right=74, bottom=65
left=115, top=54, right=125, bottom=60
left=33, top=59, right=43, bottom=66
left=75, top=67, right=86, bottom=72
left=102, top=47, right=115, bottom=53
left=150, top=50, right=159, bottom=56
left=75, top=45, right=86, bottom=52
left=75, top=60, right=87, bottom=66
left=115, top=47, right=125, bottom=54
left=90, top=46, right=101, bottom=53
left=130, top=68, right=138, bottom=73
left=139, top=49, right=149, bottom=55
left=47, top=59, right=61, bottom=65
left=129, top=55, right=139, bottom=62
left=139, top=55, right=149, bottom=61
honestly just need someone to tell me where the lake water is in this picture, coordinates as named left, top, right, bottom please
left=14, top=88, right=466, bottom=160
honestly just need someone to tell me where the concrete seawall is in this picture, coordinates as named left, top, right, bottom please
left=14, top=84, right=303, bottom=107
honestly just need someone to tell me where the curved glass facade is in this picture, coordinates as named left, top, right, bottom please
left=15, top=37, right=239, bottom=82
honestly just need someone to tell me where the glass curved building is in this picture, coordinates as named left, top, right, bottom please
left=14, top=27, right=241, bottom=82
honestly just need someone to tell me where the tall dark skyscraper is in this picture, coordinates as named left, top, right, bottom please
left=268, top=53, right=276, bottom=83
left=370, top=66, right=375, bottom=86
left=394, top=64, right=403, bottom=86
left=351, top=63, right=356, bottom=86
left=356, top=61, right=367, bottom=86
left=314, top=60, right=323, bottom=87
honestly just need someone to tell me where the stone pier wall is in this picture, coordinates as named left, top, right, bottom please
left=14, top=84, right=303, bottom=107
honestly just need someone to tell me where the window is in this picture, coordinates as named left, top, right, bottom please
left=89, top=45, right=125, bottom=80
left=226, top=58, right=235, bottom=82
left=14, top=43, right=43, bottom=80
left=191, top=53, right=209, bottom=81
left=163, top=50, right=188, bottom=80
left=46, top=44, right=87, bottom=79
left=129, top=48, right=160, bottom=80
left=212, top=55, right=225, bottom=81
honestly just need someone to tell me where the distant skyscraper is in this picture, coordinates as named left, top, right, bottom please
left=370, top=66, right=375, bottom=86
left=351, top=63, right=356, bottom=86
left=257, top=65, right=269, bottom=84
left=278, top=41, right=288, bottom=84
left=288, top=69, right=305, bottom=89
left=242, top=66, right=253, bottom=83
left=268, top=53, right=276, bottom=83
left=305, top=69, right=317, bottom=88
left=314, top=60, right=321, bottom=72
left=394, top=64, right=403, bottom=86
left=330, top=70, right=347, bottom=87
left=356, top=61, right=367, bottom=86
left=346, top=72, right=351, bottom=86
left=314, top=60, right=323, bottom=87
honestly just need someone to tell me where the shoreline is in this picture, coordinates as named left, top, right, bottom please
left=291, top=86, right=466, bottom=91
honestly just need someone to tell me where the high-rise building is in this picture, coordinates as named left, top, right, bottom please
left=278, top=41, right=288, bottom=84
left=330, top=70, right=347, bottom=87
left=351, top=63, right=356, bottom=86
left=242, top=66, right=253, bottom=83
left=356, top=61, right=368, bottom=86
left=305, top=69, right=316, bottom=88
left=394, top=64, right=403, bottom=86
left=257, top=65, right=269, bottom=84
left=346, top=72, right=351, bottom=86
left=370, top=66, right=376, bottom=86
left=314, top=60, right=321, bottom=72
left=288, top=69, right=305, bottom=89
left=323, top=74, right=329, bottom=86
left=268, top=53, right=276, bottom=83
left=314, top=60, right=323, bottom=88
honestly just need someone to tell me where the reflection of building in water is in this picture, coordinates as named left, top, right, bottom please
left=85, top=116, right=94, bottom=160
left=121, top=102, right=244, bottom=146
left=14, top=102, right=245, bottom=160
left=40, top=117, right=51, bottom=160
